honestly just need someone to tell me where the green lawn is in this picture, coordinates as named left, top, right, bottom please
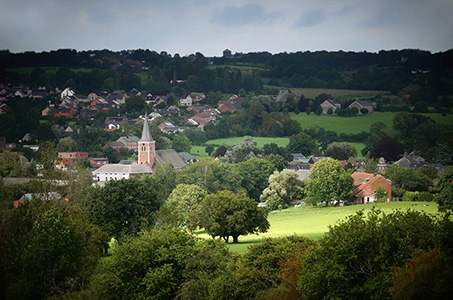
left=206, top=137, right=290, bottom=147
left=195, top=202, right=439, bottom=254
left=348, top=142, right=366, bottom=158
left=290, top=112, right=453, bottom=135
left=190, top=145, right=209, bottom=158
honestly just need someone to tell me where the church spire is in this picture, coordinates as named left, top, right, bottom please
left=140, top=113, right=152, bottom=141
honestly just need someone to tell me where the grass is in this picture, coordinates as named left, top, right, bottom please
left=206, top=137, right=290, bottom=147
left=348, top=142, right=366, bottom=158
left=190, top=145, right=209, bottom=158
left=207, top=64, right=270, bottom=74
left=290, top=112, right=453, bottom=136
left=195, top=202, right=439, bottom=254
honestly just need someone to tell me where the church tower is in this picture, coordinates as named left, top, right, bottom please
left=138, top=113, right=155, bottom=166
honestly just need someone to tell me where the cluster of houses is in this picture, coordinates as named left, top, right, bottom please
left=320, top=99, right=376, bottom=114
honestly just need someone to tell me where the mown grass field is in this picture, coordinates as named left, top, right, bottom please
left=290, top=112, right=453, bottom=135
left=195, top=202, right=439, bottom=253
left=190, top=145, right=209, bottom=158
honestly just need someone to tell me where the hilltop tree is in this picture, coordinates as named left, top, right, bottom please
left=195, top=190, right=269, bottom=243
left=305, top=159, right=353, bottom=205
left=287, top=132, right=317, bottom=156
left=325, top=142, right=357, bottom=160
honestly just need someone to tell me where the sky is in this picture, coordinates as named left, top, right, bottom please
left=0, top=0, right=452, bottom=56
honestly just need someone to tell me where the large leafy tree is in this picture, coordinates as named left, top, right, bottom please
left=91, top=177, right=161, bottom=237
left=437, top=166, right=453, bottom=211
left=325, top=142, right=357, bottom=160
left=195, top=190, right=270, bottom=243
left=305, top=158, right=353, bottom=205
left=237, top=158, right=276, bottom=200
left=287, top=132, right=317, bottom=156
left=172, top=135, right=192, bottom=153
left=260, top=169, right=302, bottom=210
left=369, top=136, right=404, bottom=162
left=91, top=228, right=199, bottom=300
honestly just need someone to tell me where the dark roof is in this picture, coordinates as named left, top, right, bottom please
left=139, top=114, right=153, bottom=141
left=155, top=149, right=186, bottom=169
left=357, top=100, right=372, bottom=107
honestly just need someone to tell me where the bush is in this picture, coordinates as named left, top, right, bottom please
left=403, top=191, right=419, bottom=201
left=418, top=191, right=434, bottom=202
left=327, top=108, right=333, bottom=115
left=360, top=108, right=369, bottom=114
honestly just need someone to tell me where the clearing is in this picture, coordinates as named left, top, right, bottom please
left=196, top=202, right=439, bottom=254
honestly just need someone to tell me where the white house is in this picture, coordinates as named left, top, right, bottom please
left=179, top=95, right=193, bottom=107
left=61, top=87, right=75, bottom=99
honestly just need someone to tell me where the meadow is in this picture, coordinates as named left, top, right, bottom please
left=262, top=86, right=390, bottom=98
left=205, top=136, right=290, bottom=147
left=290, top=112, right=453, bottom=135
left=195, top=202, right=439, bottom=253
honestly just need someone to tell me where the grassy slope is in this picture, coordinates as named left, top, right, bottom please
left=194, top=202, right=439, bottom=254
left=290, top=112, right=453, bottom=136
left=262, top=87, right=390, bottom=98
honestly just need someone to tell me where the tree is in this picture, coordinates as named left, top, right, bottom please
left=223, top=136, right=262, bottom=163
left=260, top=169, right=302, bottom=210
left=264, top=154, right=288, bottom=171
left=305, top=159, right=353, bottom=205
left=0, top=201, right=108, bottom=299
left=325, top=142, right=357, bottom=160
left=214, top=145, right=227, bottom=157
left=0, top=151, right=30, bottom=177
left=237, top=158, right=276, bottom=200
left=374, top=186, right=388, bottom=202
left=154, top=162, right=177, bottom=202
left=173, top=135, right=192, bottom=153
left=436, top=166, right=453, bottom=211
left=90, top=177, right=161, bottom=237
left=159, top=184, right=207, bottom=231
left=183, top=128, right=207, bottom=145
left=385, top=165, right=431, bottom=192
left=205, top=144, right=214, bottom=156
left=287, top=132, right=317, bottom=156
left=298, top=209, right=440, bottom=300
left=91, top=228, right=199, bottom=300
left=195, top=190, right=269, bottom=243
left=56, top=136, right=76, bottom=152
left=369, top=136, right=404, bottom=162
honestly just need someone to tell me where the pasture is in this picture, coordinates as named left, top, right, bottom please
left=206, top=136, right=290, bottom=147
left=290, top=112, right=453, bottom=135
left=195, top=202, right=439, bottom=253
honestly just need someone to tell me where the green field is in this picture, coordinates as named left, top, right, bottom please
left=290, top=112, right=453, bottom=135
left=195, top=202, right=439, bottom=253
left=348, top=142, right=366, bottom=158
left=206, top=137, right=290, bottom=147
left=207, top=64, right=270, bottom=74
left=190, top=145, right=209, bottom=158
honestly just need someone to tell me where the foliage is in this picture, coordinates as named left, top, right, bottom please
left=154, top=162, right=177, bottom=202
left=0, top=201, right=108, bottom=300
left=0, top=151, right=31, bottom=177
left=264, top=153, right=288, bottom=171
left=91, top=228, right=199, bottom=300
left=195, top=190, right=270, bottom=243
left=325, top=142, right=357, bottom=160
left=158, top=184, right=207, bottom=231
left=173, top=135, right=192, bottom=153
left=374, top=186, right=388, bottom=202
left=90, top=177, right=161, bottom=237
left=287, top=132, right=317, bottom=156
left=390, top=249, right=453, bottom=300
left=305, top=159, right=353, bottom=205
left=56, top=136, right=77, bottom=152
left=260, top=169, right=302, bottom=209
left=369, top=136, right=404, bottom=161
left=205, top=144, right=215, bottom=156
left=236, top=236, right=317, bottom=299
left=183, top=128, right=207, bottom=145
left=237, top=158, right=276, bottom=200
left=298, top=209, right=440, bottom=300
left=177, top=240, right=240, bottom=300
left=222, top=136, right=262, bottom=163
left=385, top=165, right=431, bottom=191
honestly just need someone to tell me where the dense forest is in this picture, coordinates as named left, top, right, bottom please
left=1, top=48, right=452, bottom=95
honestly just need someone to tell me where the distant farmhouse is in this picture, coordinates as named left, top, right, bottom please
left=320, top=99, right=341, bottom=114
left=348, top=100, right=375, bottom=114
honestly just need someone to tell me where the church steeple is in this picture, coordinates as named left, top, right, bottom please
left=139, top=113, right=152, bottom=141
left=138, top=113, right=155, bottom=166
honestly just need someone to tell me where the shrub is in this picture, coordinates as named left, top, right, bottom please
left=327, top=108, right=333, bottom=115
left=360, top=108, right=369, bottom=114
left=418, top=191, right=434, bottom=202
left=403, top=191, right=419, bottom=201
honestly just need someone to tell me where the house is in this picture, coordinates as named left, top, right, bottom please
left=89, top=157, right=109, bottom=168
left=41, top=107, right=51, bottom=116
left=348, top=100, right=375, bottom=114
left=93, top=114, right=186, bottom=183
left=116, top=136, right=139, bottom=151
left=179, top=95, right=193, bottom=107
left=393, top=153, right=444, bottom=172
left=308, top=156, right=331, bottom=165
left=218, top=100, right=241, bottom=113
left=377, top=157, right=387, bottom=174
left=178, top=152, right=199, bottom=164
left=61, top=88, right=75, bottom=99
left=54, top=106, right=76, bottom=118
left=291, top=153, right=309, bottom=163
left=351, top=172, right=392, bottom=204
left=320, top=100, right=341, bottom=114
left=158, top=121, right=187, bottom=133
left=15, top=192, right=62, bottom=207
left=57, top=152, right=89, bottom=166
left=223, top=49, right=232, bottom=57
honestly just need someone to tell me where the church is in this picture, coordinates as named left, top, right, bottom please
left=93, top=114, right=186, bottom=183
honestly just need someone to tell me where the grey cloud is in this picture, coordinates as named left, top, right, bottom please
left=211, top=4, right=281, bottom=26
left=334, top=5, right=354, bottom=16
left=358, top=10, right=400, bottom=28
left=294, top=9, right=326, bottom=27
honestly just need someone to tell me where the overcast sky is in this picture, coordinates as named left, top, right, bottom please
left=1, top=0, right=452, bottom=56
